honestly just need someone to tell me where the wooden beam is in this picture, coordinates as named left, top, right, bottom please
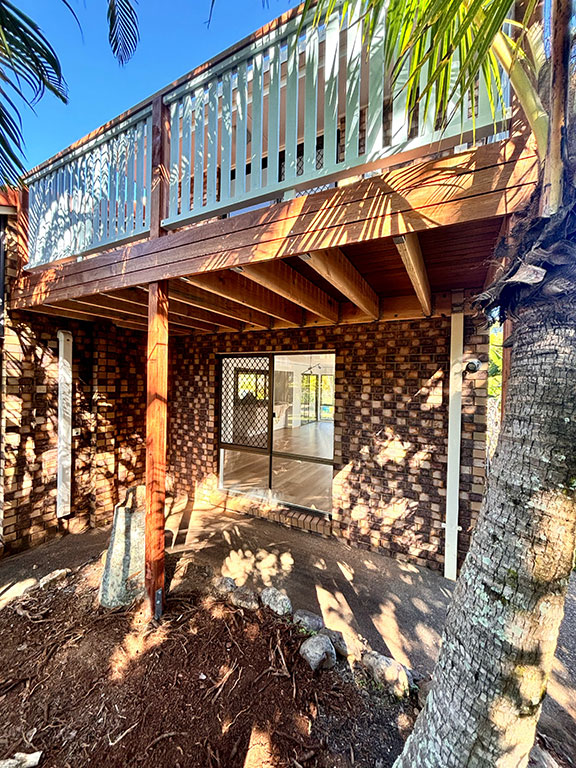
left=303, top=248, right=379, bottom=318
left=172, top=280, right=271, bottom=328
left=149, top=96, right=170, bottom=239
left=392, top=233, right=432, bottom=317
left=145, top=281, right=169, bottom=618
left=184, top=270, right=303, bottom=325
left=24, top=304, right=150, bottom=332
left=240, top=260, right=339, bottom=322
left=53, top=297, right=217, bottom=333
left=100, top=288, right=244, bottom=331
left=12, top=141, right=538, bottom=309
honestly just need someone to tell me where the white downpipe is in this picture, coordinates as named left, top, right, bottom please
left=444, top=313, right=464, bottom=580
left=57, top=330, right=73, bottom=519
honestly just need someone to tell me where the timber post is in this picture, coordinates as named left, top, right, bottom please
left=149, top=95, right=170, bottom=240
left=145, top=280, right=169, bottom=618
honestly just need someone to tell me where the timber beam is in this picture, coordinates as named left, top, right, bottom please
left=392, top=233, right=432, bottom=317
left=240, top=260, right=339, bottom=323
left=184, top=269, right=303, bottom=325
left=172, top=280, right=271, bottom=328
left=302, top=248, right=379, bottom=319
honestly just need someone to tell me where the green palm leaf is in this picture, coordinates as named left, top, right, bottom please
left=107, top=0, right=139, bottom=67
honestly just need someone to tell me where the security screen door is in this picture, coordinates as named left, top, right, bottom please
left=219, top=352, right=335, bottom=512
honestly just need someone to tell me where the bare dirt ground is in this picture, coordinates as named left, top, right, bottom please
left=0, top=557, right=417, bottom=768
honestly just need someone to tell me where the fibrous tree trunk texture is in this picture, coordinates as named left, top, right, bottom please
left=395, top=294, right=576, bottom=768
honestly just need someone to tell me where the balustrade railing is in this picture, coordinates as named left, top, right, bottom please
left=25, top=1, right=506, bottom=268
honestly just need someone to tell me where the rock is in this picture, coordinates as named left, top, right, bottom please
left=0, top=752, right=43, bottom=768
left=529, top=745, right=561, bottom=768
left=319, top=627, right=348, bottom=657
left=260, top=587, right=292, bottom=616
left=299, top=634, right=337, bottom=671
left=99, top=486, right=145, bottom=609
left=230, top=586, right=259, bottom=611
left=38, top=569, right=70, bottom=590
left=417, top=679, right=433, bottom=709
left=293, top=609, right=324, bottom=633
left=361, top=651, right=410, bottom=698
left=212, top=576, right=237, bottom=596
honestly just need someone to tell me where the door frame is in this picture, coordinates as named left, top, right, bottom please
left=217, top=350, right=336, bottom=510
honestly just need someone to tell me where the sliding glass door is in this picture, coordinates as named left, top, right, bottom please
left=219, top=352, right=335, bottom=512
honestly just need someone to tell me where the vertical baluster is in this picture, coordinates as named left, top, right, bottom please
left=284, top=33, right=299, bottom=182
left=145, top=113, right=153, bottom=230
left=68, top=163, right=75, bottom=255
left=181, top=93, right=193, bottom=217
left=81, top=152, right=91, bottom=251
left=367, top=9, right=385, bottom=160
left=235, top=60, right=248, bottom=197
left=117, top=131, right=128, bottom=237
left=60, top=166, right=69, bottom=259
left=323, top=8, right=340, bottom=173
left=135, top=120, right=145, bottom=231
left=169, top=100, right=181, bottom=219
left=267, top=43, right=281, bottom=187
left=107, top=135, right=118, bottom=242
left=220, top=72, right=233, bottom=203
left=345, top=5, right=362, bottom=164
left=93, top=143, right=102, bottom=245
left=304, top=24, right=319, bottom=176
left=42, top=173, right=52, bottom=265
left=250, top=53, right=264, bottom=192
left=391, top=55, right=410, bottom=146
left=206, top=79, right=219, bottom=206
left=418, top=33, right=435, bottom=143
left=125, top=126, right=136, bottom=235
left=193, top=87, right=205, bottom=210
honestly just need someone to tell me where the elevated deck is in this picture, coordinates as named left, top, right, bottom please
left=12, top=1, right=538, bottom=331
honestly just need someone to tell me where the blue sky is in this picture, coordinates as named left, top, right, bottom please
left=19, top=0, right=297, bottom=170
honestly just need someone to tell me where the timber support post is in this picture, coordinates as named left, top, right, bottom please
left=145, top=280, right=169, bottom=618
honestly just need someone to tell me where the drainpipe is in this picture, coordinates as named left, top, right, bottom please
left=0, top=214, right=7, bottom=554
left=443, top=312, right=464, bottom=580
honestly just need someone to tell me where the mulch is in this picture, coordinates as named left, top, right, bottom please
left=0, top=560, right=416, bottom=768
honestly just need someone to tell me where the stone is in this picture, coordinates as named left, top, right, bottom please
left=38, top=569, right=70, bottom=590
left=260, top=587, right=292, bottom=616
left=361, top=651, right=410, bottom=698
left=99, top=486, right=145, bottom=609
left=212, top=576, right=237, bottom=596
left=319, top=627, right=348, bottom=657
left=293, top=609, right=324, bottom=633
left=417, top=678, right=433, bottom=709
left=299, top=634, right=337, bottom=671
left=0, top=753, right=43, bottom=768
left=230, top=586, right=259, bottom=611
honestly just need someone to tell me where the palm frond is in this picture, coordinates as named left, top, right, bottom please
left=107, top=0, right=139, bottom=66
left=306, top=0, right=548, bottom=156
left=0, top=1, right=68, bottom=184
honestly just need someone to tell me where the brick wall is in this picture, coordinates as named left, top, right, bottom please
left=169, top=315, right=488, bottom=570
left=1, top=218, right=147, bottom=555
left=0, top=312, right=147, bottom=554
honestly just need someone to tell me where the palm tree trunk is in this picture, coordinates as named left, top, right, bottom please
left=395, top=295, right=576, bottom=768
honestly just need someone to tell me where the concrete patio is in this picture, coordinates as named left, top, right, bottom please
left=1, top=501, right=574, bottom=763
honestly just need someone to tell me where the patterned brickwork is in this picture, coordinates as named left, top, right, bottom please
left=169, top=315, right=489, bottom=570
left=1, top=220, right=147, bottom=553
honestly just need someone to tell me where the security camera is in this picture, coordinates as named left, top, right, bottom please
left=464, top=359, right=482, bottom=374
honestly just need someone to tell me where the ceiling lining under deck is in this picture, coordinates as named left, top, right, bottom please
left=29, top=216, right=501, bottom=335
